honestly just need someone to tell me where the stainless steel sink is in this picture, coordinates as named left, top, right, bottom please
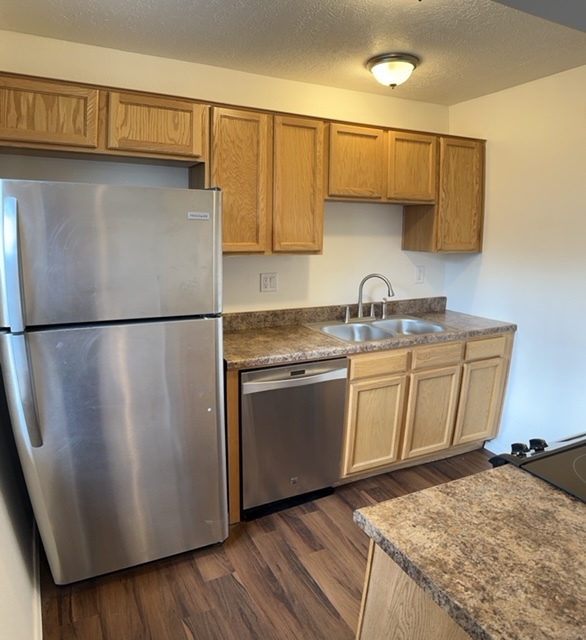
left=371, top=317, right=446, bottom=335
left=306, top=315, right=447, bottom=343
left=320, top=323, right=392, bottom=343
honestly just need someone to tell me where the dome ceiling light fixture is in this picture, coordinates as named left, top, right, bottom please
left=366, top=53, right=420, bottom=88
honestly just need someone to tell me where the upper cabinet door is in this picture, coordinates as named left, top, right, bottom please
left=327, top=124, right=386, bottom=199
left=107, top=92, right=208, bottom=158
left=387, top=131, right=437, bottom=202
left=211, top=107, right=272, bottom=254
left=0, top=76, right=98, bottom=148
left=273, top=116, right=324, bottom=253
left=402, top=136, right=485, bottom=253
left=437, top=137, right=485, bottom=252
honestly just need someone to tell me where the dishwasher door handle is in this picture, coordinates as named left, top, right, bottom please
left=241, top=367, right=347, bottom=395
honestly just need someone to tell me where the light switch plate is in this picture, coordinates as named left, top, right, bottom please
left=414, top=265, right=425, bottom=284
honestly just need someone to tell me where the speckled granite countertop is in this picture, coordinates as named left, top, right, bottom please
left=354, top=465, right=586, bottom=640
left=223, top=297, right=516, bottom=370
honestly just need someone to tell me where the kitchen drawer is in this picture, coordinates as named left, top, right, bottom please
left=349, top=349, right=409, bottom=380
left=465, top=335, right=506, bottom=361
left=411, top=342, right=462, bottom=370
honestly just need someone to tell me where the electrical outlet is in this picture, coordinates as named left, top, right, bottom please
left=414, top=265, right=425, bottom=284
left=260, top=272, right=278, bottom=293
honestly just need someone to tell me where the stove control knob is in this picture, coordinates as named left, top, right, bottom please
left=529, top=438, right=548, bottom=452
left=511, top=442, right=530, bottom=457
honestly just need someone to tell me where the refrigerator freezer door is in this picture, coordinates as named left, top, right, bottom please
left=0, top=317, right=227, bottom=584
left=0, top=180, right=221, bottom=328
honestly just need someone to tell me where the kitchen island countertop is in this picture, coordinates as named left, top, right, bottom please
left=354, top=464, right=586, bottom=640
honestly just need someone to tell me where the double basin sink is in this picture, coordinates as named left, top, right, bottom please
left=306, top=316, right=447, bottom=343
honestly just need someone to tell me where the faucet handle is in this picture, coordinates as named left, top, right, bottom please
left=344, top=306, right=351, bottom=323
left=381, top=296, right=394, bottom=319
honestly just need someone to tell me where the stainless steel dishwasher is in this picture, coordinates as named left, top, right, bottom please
left=241, top=358, right=347, bottom=517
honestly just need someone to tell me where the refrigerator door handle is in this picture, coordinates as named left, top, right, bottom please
left=0, top=333, right=43, bottom=448
left=2, top=197, right=25, bottom=333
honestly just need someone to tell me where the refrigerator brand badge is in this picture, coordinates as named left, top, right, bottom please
left=187, top=211, right=210, bottom=221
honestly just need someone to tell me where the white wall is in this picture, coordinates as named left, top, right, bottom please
left=447, top=65, right=586, bottom=452
left=225, top=201, right=446, bottom=311
left=0, top=389, right=41, bottom=640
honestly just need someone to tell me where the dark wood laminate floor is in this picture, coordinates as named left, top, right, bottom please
left=41, top=450, right=493, bottom=640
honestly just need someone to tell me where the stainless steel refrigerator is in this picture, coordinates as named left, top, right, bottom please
left=0, top=179, right=228, bottom=584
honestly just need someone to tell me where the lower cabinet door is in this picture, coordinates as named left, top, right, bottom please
left=402, top=365, right=461, bottom=459
left=453, top=357, right=506, bottom=444
left=342, top=374, right=407, bottom=477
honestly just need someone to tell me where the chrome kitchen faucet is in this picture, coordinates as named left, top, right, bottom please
left=357, top=273, right=395, bottom=318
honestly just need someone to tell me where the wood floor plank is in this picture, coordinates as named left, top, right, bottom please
left=133, top=568, right=188, bottom=640
left=250, top=527, right=354, bottom=640
left=200, top=572, right=276, bottom=640
left=301, top=504, right=368, bottom=583
left=222, top=525, right=308, bottom=640
left=58, top=615, right=105, bottom=640
left=301, top=547, right=364, bottom=632
left=270, top=507, right=325, bottom=557
left=41, top=450, right=492, bottom=640
left=335, top=482, right=383, bottom=512
left=95, top=575, right=149, bottom=640
left=193, top=543, right=234, bottom=582
left=182, top=607, right=235, bottom=640
left=315, top=492, right=371, bottom=554
left=161, top=555, right=215, bottom=619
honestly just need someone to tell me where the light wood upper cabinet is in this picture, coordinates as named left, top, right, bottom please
left=402, top=136, right=485, bottom=253
left=0, top=72, right=486, bottom=256
left=453, top=334, right=513, bottom=445
left=327, top=124, right=437, bottom=204
left=0, top=75, right=98, bottom=148
left=272, top=115, right=324, bottom=253
left=437, top=137, right=484, bottom=251
left=0, top=75, right=210, bottom=162
left=211, top=110, right=324, bottom=254
left=107, top=92, right=208, bottom=158
left=327, top=124, right=386, bottom=199
left=387, top=131, right=437, bottom=201
left=211, top=107, right=272, bottom=253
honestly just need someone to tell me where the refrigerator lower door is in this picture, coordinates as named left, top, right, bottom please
left=0, top=317, right=227, bottom=584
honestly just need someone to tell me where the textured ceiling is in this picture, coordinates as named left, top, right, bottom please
left=1, top=0, right=585, bottom=105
